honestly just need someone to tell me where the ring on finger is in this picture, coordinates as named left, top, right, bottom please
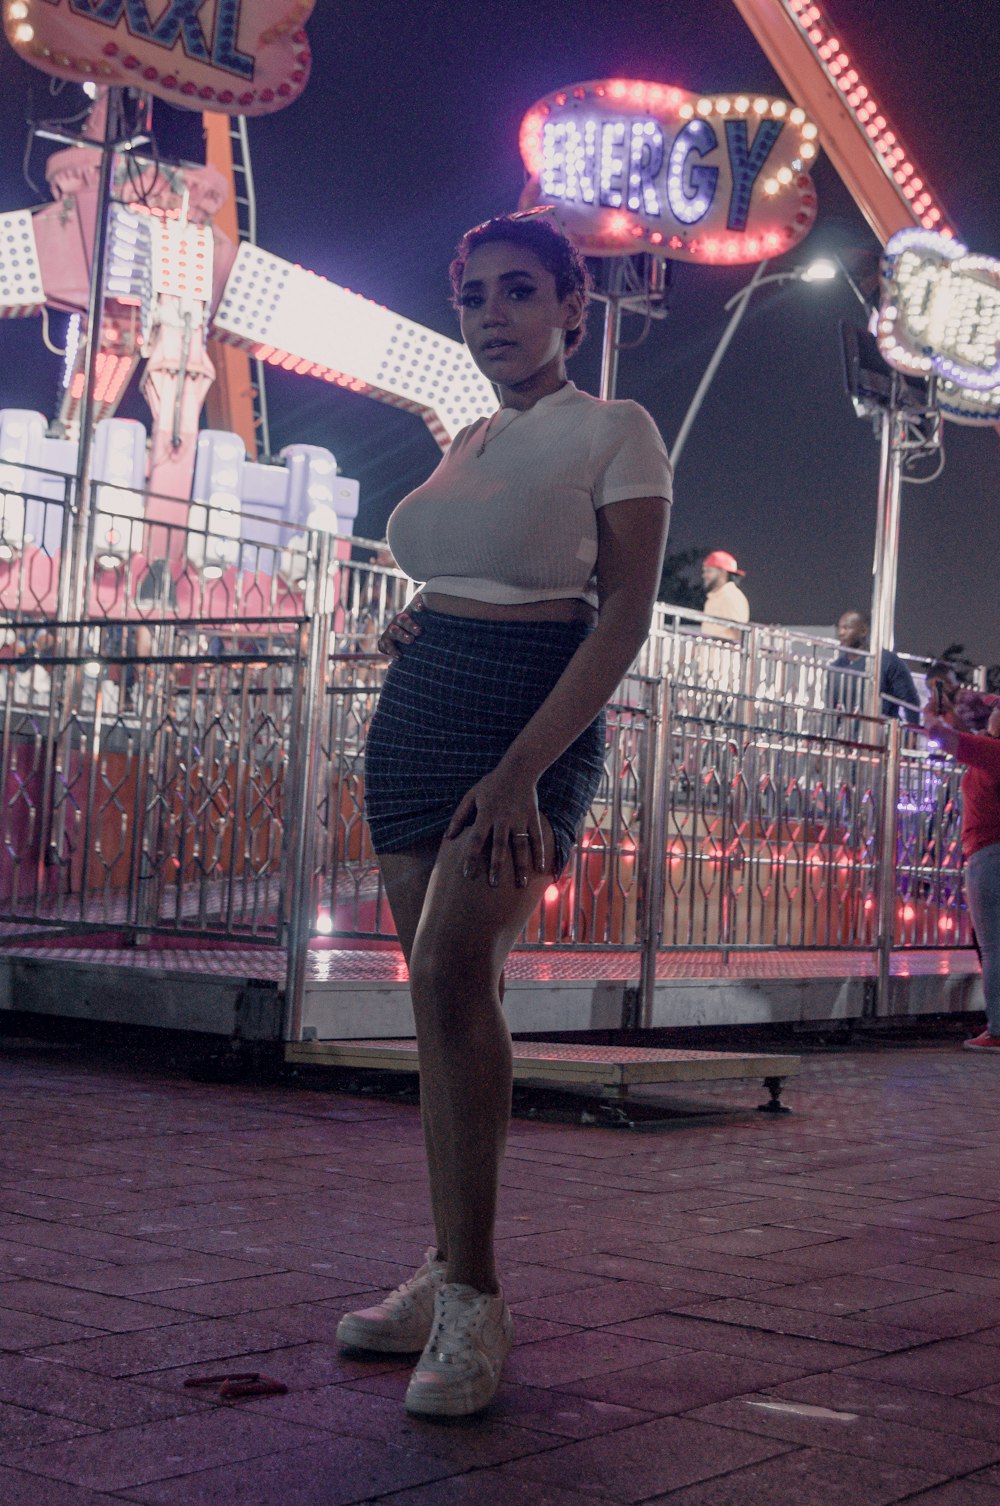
left=511, top=831, right=530, bottom=840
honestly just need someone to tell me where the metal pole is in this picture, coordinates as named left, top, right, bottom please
left=871, top=716, right=901, bottom=1019
left=671, top=258, right=770, bottom=469
left=599, top=294, right=622, bottom=401
left=866, top=392, right=904, bottom=719
left=638, top=678, right=671, bottom=1029
left=65, top=90, right=121, bottom=624
left=283, top=531, right=334, bottom=1043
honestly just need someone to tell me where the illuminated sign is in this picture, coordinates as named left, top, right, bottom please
left=878, top=229, right=1000, bottom=424
left=3, top=0, right=313, bottom=115
left=518, top=79, right=819, bottom=263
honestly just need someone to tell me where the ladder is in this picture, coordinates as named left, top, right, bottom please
left=228, top=115, right=271, bottom=457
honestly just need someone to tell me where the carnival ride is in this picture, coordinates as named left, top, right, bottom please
left=0, top=0, right=992, bottom=1052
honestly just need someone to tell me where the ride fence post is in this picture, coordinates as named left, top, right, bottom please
left=740, top=623, right=756, bottom=701
left=872, top=716, right=902, bottom=1019
left=283, top=531, right=334, bottom=1044
left=638, top=678, right=671, bottom=1029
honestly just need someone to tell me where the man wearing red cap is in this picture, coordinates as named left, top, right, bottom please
left=701, top=551, right=750, bottom=644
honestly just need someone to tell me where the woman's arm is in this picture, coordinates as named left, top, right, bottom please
left=446, top=493, right=669, bottom=883
left=925, top=716, right=1000, bottom=776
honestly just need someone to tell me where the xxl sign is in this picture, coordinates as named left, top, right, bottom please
left=519, top=79, right=819, bottom=264
left=879, top=229, right=1000, bottom=424
left=4, top=0, right=313, bottom=115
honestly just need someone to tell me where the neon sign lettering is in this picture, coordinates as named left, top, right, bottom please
left=4, top=0, right=312, bottom=115
left=520, top=79, right=819, bottom=264
left=878, top=229, right=1000, bottom=424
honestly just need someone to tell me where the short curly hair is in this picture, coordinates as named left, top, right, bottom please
left=449, top=211, right=591, bottom=353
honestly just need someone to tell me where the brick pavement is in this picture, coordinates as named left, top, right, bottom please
left=2, top=1033, right=1000, bottom=1504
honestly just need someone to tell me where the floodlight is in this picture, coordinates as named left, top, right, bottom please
left=800, top=258, right=837, bottom=282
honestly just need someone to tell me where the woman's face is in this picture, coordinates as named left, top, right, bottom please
left=458, top=241, right=582, bottom=389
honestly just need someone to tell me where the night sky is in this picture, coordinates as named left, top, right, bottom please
left=0, top=0, right=996, bottom=664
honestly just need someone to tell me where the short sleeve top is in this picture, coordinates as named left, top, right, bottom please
left=386, top=382, right=672, bottom=610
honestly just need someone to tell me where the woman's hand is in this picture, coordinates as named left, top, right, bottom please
left=446, top=767, right=547, bottom=887
left=923, top=705, right=958, bottom=755
left=376, top=595, right=424, bottom=659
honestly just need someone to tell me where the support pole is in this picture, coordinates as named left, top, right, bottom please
left=871, top=715, right=901, bottom=1019
left=638, top=678, right=671, bottom=1030
left=64, top=90, right=120, bottom=624
left=671, top=258, right=770, bottom=469
left=866, top=390, right=905, bottom=719
left=283, top=531, right=334, bottom=1044
left=599, top=295, right=622, bottom=401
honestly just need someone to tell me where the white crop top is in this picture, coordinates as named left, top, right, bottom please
left=386, top=382, right=672, bottom=610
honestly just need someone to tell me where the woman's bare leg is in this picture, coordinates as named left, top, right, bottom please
left=404, top=821, right=554, bottom=1293
left=377, top=837, right=448, bottom=1259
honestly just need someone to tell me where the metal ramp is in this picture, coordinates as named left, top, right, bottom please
left=285, top=1038, right=801, bottom=1114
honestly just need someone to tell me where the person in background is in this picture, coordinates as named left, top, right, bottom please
left=924, top=681, right=1000, bottom=1050
left=828, top=610, right=920, bottom=723
left=700, top=550, right=749, bottom=643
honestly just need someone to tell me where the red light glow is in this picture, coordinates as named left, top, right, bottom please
left=785, top=0, right=953, bottom=235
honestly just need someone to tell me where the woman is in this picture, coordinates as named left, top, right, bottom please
left=924, top=674, right=1000, bottom=1052
left=335, top=210, right=672, bottom=1417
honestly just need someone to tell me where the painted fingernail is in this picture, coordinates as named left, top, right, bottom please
left=517, top=874, right=528, bottom=888
left=489, top=873, right=499, bottom=888
left=463, top=862, right=474, bottom=879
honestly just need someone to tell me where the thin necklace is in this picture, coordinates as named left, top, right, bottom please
left=475, top=406, right=526, bottom=458
left=475, top=381, right=568, bottom=458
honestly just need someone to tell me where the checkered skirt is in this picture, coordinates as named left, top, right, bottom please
left=364, top=609, right=605, bottom=874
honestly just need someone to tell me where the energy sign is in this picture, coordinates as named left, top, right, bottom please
left=518, top=79, right=819, bottom=264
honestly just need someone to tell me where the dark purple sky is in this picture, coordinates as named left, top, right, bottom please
left=0, top=0, right=997, bottom=663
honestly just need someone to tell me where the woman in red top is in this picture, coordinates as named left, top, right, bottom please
left=924, top=683, right=1000, bottom=1051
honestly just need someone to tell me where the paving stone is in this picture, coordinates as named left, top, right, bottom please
left=503, top=1329, right=686, bottom=1389
left=670, top=1296, right=927, bottom=1352
left=0, top=1466, right=126, bottom=1506
left=2, top=1409, right=325, bottom=1491
left=0, top=1278, right=193, bottom=1332
left=891, top=1485, right=1000, bottom=1506
left=634, top=1447, right=937, bottom=1505
left=512, top=1279, right=699, bottom=1328
left=27, top=1314, right=318, bottom=1378
left=841, top=1339, right=1000, bottom=1396
left=139, top=1269, right=367, bottom=1316
left=505, top=1414, right=794, bottom=1502
left=117, top=1435, right=454, bottom=1504
left=688, top=1393, right=1000, bottom=1475
left=605, top=1311, right=881, bottom=1370
left=368, top=1475, right=621, bottom=1506
left=0, top=1399, right=94, bottom=1453
left=761, top=1370, right=1000, bottom=1445
left=560, top=1349, right=802, bottom=1415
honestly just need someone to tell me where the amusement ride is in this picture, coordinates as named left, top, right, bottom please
left=0, top=0, right=997, bottom=1063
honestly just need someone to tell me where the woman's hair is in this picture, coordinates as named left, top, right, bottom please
left=449, top=212, right=591, bottom=353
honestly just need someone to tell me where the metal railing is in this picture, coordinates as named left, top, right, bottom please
left=0, top=526, right=976, bottom=1037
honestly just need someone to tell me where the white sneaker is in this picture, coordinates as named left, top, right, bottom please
left=336, top=1249, right=445, bottom=1353
left=404, top=1281, right=514, bottom=1417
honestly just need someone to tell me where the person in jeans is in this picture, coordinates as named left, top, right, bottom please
left=334, top=210, right=671, bottom=1416
left=924, top=685, right=1000, bottom=1050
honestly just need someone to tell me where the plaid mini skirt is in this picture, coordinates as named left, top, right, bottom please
left=364, top=610, right=605, bottom=875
